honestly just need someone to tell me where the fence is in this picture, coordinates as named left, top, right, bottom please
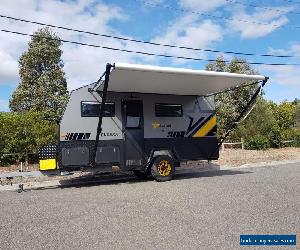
left=221, top=138, right=244, bottom=150
left=221, top=139, right=297, bottom=150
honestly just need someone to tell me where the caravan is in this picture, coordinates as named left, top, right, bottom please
left=58, top=63, right=268, bottom=181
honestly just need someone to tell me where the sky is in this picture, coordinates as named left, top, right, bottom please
left=0, top=0, right=299, bottom=111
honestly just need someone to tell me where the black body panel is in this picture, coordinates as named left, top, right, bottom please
left=144, top=137, right=219, bottom=161
left=121, top=100, right=145, bottom=167
left=59, top=137, right=219, bottom=170
left=62, top=146, right=89, bottom=166
left=59, top=140, right=124, bottom=170
left=96, top=145, right=120, bottom=164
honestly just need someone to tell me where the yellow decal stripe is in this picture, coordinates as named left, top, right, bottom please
left=192, top=115, right=217, bottom=137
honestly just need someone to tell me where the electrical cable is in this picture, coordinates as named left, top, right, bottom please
left=139, top=0, right=300, bottom=29
left=224, top=0, right=300, bottom=15
left=0, top=14, right=297, bottom=58
left=1, top=28, right=299, bottom=66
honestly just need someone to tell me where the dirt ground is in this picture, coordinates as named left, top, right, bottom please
left=0, top=163, right=38, bottom=173
left=215, top=147, right=300, bottom=166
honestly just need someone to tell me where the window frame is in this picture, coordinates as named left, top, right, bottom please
left=81, top=101, right=115, bottom=117
left=155, top=103, right=183, bottom=117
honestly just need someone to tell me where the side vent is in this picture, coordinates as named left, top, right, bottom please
left=126, top=159, right=142, bottom=166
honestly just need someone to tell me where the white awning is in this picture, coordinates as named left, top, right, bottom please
left=105, top=63, right=267, bottom=96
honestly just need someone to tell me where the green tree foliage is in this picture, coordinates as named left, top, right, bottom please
left=205, top=57, right=300, bottom=149
left=231, top=98, right=300, bottom=149
left=9, top=28, right=69, bottom=121
left=244, top=135, right=270, bottom=150
left=235, top=99, right=281, bottom=149
left=275, top=99, right=300, bottom=147
left=292, top=98, right=300, bottom=128
left=0, top=111, right=57, bottom=165
left=272, top=101, right=296, bottom=130
left=206, top=56, right=260, bottom=138
left=236, top=99, right=277, bottom=138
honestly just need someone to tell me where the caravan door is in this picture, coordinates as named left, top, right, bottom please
left=121, top=100, right=145, bottom=168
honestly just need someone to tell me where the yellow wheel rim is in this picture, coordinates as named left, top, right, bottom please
left=157, top=160, right=172, bottom=176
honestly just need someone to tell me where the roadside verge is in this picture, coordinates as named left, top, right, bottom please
left=0, top=159, right=299, bottom=192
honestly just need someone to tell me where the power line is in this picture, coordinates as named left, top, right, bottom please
left=0, top=14, right=297, bottom=59
left=250, top=0, right=300, bottom=5
left=225, top=0, right=300, bottom=15
left=1, top=28, right=299, bottom=66
left=280, top=0, right=300, bottom=4
left=140, top=0, right=300, bottom=29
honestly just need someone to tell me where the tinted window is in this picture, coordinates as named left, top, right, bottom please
left=155, top=103, right=183, bottom=117
left=123, top=100, right=143, bottom=128
left=126, top=116, right=140, bottom=128
left=81, top=102, right=115, bottom=117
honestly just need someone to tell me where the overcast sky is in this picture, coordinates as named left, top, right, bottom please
left=0, top=0, right=299, bottom=111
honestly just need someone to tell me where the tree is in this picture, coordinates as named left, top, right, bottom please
left=292, top=98, right=300, bottom=128
left=9, top=28, right=69, bottom=121
left=206, top=57, right=260, bottom=138
left=273, top=101, right=296, bottom=130
left=236, top=99, right=278, bottom=139
left=237, top=99, right=283, bottom=148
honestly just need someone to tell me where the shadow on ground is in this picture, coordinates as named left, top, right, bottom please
left=174, top=169, right=252, bottom=180
left=46, top=167, right=252, bottom=190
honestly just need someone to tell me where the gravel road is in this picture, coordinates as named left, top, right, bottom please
left=0, top=163, right=299, bottom=250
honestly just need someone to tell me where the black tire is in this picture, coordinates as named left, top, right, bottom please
left=133, top=170, right=149, bottom=179
left=151, top=155, right=175, bottom=182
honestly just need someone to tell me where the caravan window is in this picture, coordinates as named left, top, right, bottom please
left=123, top=100, right=143, bottom=128
left=81, top=102, right=115, bottom=117
left=155, top=103, right=183, bottom=117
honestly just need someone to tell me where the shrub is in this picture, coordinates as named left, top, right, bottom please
left=281, top=128, right=300, bottom=147
left=244, top=136, right=270, bottom=150
left=292, top=131, right=300, bottom=147
left=0, top=111, right=58, bottom=166
left=0, top=154, right=19, bottom=166
left=268, top=127, right=283, bottom=148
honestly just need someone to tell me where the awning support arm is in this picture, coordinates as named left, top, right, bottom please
left=91, top=63, right=113, bottom=167
left=215, top=77, right=269, bottom=152
left=204, top=81, right=259, bottom=97
left=89, top=72, right=106, bottom=93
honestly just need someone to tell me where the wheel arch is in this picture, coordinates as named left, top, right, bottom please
left=145, top=148, right=179, bottom=172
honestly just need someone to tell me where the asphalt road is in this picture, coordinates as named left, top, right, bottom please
left=0, top=163, right=299, bottom=250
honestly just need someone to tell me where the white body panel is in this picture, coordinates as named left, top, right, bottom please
left=60, top=85, right=215, bottom=141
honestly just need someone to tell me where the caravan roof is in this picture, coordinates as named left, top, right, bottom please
left=104, top=63, right=267, bottom=96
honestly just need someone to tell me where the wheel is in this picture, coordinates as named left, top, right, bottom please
left=133, top=170, right=149, bottom=179
left=151, top=155, right=175, bottom=182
